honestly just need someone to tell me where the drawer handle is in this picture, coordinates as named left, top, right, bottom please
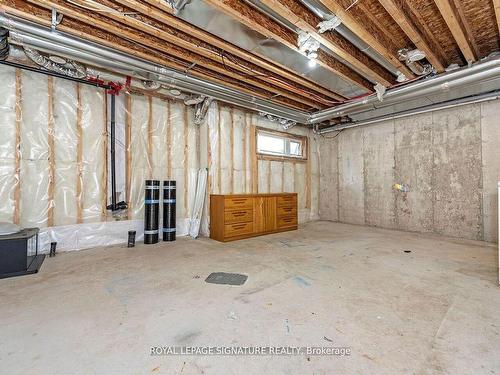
left=232, top=212, right=246, bottom=217
left=232, top=224, right=247, bottom=229
left=283, top=218, right=293, bottom=222
left=283, top=207, right=292, bottom=212
left=232, top=199, right=247, bottom=203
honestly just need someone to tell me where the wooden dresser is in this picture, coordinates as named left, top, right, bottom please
left=210, top=193, right=298, bottom=242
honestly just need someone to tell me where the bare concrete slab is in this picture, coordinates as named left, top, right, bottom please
left=0, top=222, right=499, bottom=374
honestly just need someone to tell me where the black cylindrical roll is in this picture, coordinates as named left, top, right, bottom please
left=144, top=180, right=160, bottom=244
left=163, top=180, right=176, bottom=241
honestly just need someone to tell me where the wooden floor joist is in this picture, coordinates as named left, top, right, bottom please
left=433, top=0, right=477, bottom=62
left=3, top=4, right=309, bottom=111
left=112, top=0, right=345, bottom=103
left=203, top=0, right=374, bottom=91
left=259, top=0, right=395, bottom=86
left=318, top=0, right=414, bottom=79
left=494, top=0, right=500, bottom=37
left=26, top=0, right=323, bottom=109
left=378, top=0, right=446, bottom=72
left=138, top=0, right=343, bottom=101
left=404, top=1, right=450, bottom=66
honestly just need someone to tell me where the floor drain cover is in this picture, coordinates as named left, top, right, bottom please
left=205, top=272, right=247, bottom=286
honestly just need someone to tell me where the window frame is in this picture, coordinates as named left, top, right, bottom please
left=255, top=127, right=308, bottom=162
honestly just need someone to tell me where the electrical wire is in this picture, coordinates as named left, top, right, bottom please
left=345, top=0, right=361, bottom=12
left=321, top=128, right=344, bottom=139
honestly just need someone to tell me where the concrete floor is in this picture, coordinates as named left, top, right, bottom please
left=0, top=221, right=499, bottom=375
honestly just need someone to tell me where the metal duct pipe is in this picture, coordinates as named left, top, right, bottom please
left=318, top=90, right=500, bottom=134
left=309, top=56, right=500, bottom=124
left=3, top=15, right=500, bottom=127
left=0, top=15, right=308, bottom=123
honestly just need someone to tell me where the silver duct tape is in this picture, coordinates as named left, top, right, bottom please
left=163, top=186, right=176, bottom=190
left=145, top=199, right=160, bottom=204
left=146, top=186, right=160, bottom=190
left=144, top=230, right=159, bottom=235
left=163, top=199, right=176, bottom=203
left=162, top=228, right=176, bottom=233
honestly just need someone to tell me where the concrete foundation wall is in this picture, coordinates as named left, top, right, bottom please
left=319, top=100, right=500, bottom=242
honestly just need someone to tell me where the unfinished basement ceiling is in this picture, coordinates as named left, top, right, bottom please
left=1, top=0, right=499, bottom=120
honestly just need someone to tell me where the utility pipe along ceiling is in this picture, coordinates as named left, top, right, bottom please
left=0, top=0, right=500, bottom=129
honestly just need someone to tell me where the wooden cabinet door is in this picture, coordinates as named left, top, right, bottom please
left=254, top=197, right=277, bottom=233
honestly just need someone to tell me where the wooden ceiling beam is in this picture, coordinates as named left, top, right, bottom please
left=318, top=0, right=415, bottom=79
left=2, top=3, right=309, bottom=111
left=259, top=0, right=395, bottom=86
left=494, top=0, right=500, bottom=37
left=404, top=1, right=450, bottom=66
left=27, top=0, right=323, bottom=109
left=203, top=0, right=374, bottom=92
left=109, top=0, right=345, bottom=103
left=378, top=0, right=446, bottom=72
left=122, top=0, right=344, bottom=101
left=433, top=0, right=478, bottom=63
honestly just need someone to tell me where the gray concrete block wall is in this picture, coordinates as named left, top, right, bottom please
left=318, top=99, right=500, bottom=242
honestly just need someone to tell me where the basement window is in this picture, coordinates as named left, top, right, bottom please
left=256, top=129, right=307, bottom=161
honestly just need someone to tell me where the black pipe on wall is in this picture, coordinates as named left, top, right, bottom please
left=0, top=60, right=112, bottom=89
left=144, top=180, right=160, bottom=244
left=110, top=94, right=117, bottom=211
left=163, top=181, right=176, bottom=242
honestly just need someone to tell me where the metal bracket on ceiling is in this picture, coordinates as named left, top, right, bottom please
left=51, top=9, right=63, bottom=31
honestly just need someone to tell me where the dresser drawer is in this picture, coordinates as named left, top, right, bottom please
left=225, top=196, right=253, bottom=210
left=225, top=222, right=254, bottom=237
left=277, top=205, right=297, bottom=217
left=278, top=215, right=297, bottom=228
left=224, top=209, right=253, bottom=224
left=277, top=195, right=297, bottom=207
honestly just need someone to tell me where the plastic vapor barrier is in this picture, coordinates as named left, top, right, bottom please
left=0, top=63, right=319, bottom=252
left=127, top=94, right=197, bottom=241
